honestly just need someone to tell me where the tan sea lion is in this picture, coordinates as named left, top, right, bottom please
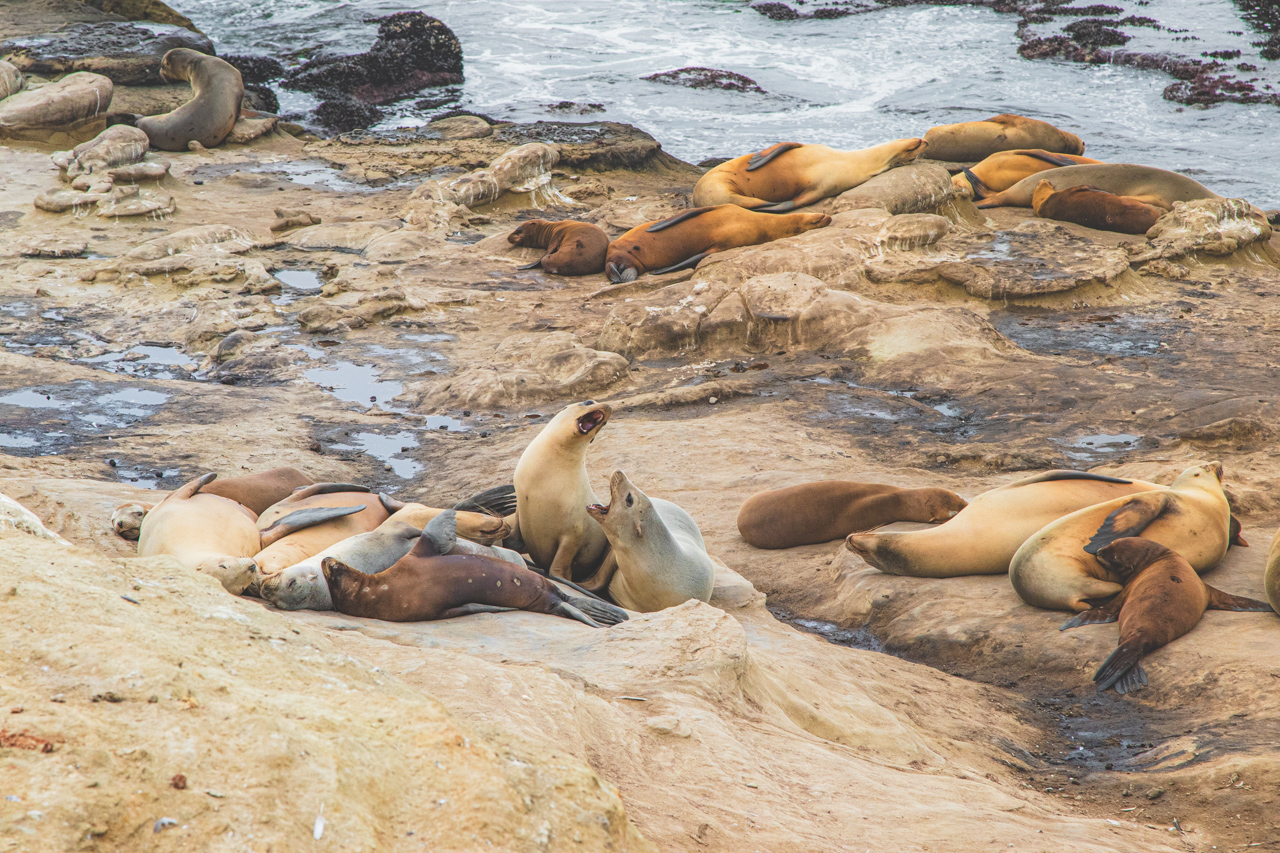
left=202, top=466, right=315, bottom=515
left=1010, top=462, right=1240, bottom=612
left=513, top=400, right=613, bottom=580
left=136, top=473, right=259, bottom=594
left=1031, top=181, right=1164, bottom=235
left=1267, top=530, right=1280, bottom=614
left=922, top=114, right=1085, bottom=163
left=382, top=502, right=511, bottom=545
left=137, top=49, right=243, bottom=151
left=1061, top=538, right=1272, bottom=694
left=952, top=149, right=1102, bottom=201
left=605, top=204, right=831, bottom=282
left=692, top=138, right=927, bottom=211
left=508, top=219, right=609, bottom=275
left=253, top=484, right=392, bottom=576
left=112, top=499, right=155, bottom=541
left=847, top=471, right=1163, bottom=578
left=974, top=163, right=1221, bottom=211
left=737, top=481, right=968, bottom=550
left=581, top=470, right=715, bottom=612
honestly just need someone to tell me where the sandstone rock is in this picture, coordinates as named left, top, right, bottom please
left=19, top=237, right=86, bottom=257
left=0, top=22, right=213, bottom=86
left=876, top=213, right=950, bottom=250
left=269, top=208, right=321, bottom=232
left=0, top=71, right=113, bottom=136
left=363, top=229, right=434, bottom=263
left=0, top=58, right=22, bottom=99
left=0, top=492, right=72, bottom=544
left=34, top=188, right=109, bottom=211
left=296, top=287, right=426, bottom=333
left=95, top=190, right=174, bottom=218
left=408, top=142, right=561, bottom=209
left=1129, top=198, right=1275, bottom=262
left=283, top=218, right=404, bottom=254
left=51, top=123, right=149, bottom=177
left=831, top=163, right=957, bottom=215
left=82, top=0, right=202, bottom=33
left=225, top=111, right=278, bottom=144
left=1178, top=416, right=1276, bottom=449
left=106, top=153, right=170, bottom=182
left=430, top=114, right=492, bottom=140
left=122, top=224, right=254, bottom=262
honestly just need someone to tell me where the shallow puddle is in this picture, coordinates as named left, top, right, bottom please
left=270, top=268, right=325, bottom=306
left=0, top=381, right=170, bottom=456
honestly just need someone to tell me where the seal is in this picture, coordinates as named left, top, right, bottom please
left=1061, top=537, right=1272, bottom=694
left=508, top=219, right=609, bottom=276
left=974, top=163, right=1221, bottom=211
left=605, top=204, right=832, bottom=282
left=1266, top=529, right=1280, bottom=614
left=847, top=471, right=1163, bottom=578
left=137, top=473, right=260, bottom=594
left=952, top=149, right=1102, bottom=201
left=692, top=138, right=927, bottom=211
left=582, top=470, right=716, bottom=612
left=136, top=48, right=244, bottom=151
left=513, top=400, right=613, bottom=581
left=253, top=484, right=393, bottom=576
left=737, top=481, right=968, bottom=550
left=260, top=520, right=422, bottom=611
left=112, top=499, right=156, bottom=541
left=382, top=502, right=511, bottom=545
left=1031, top=181, right=1165, bottom=235
left=1010, top=462, right=1241, bottom=612
left=202, top=466, right=315, bottom=515
left=922, top=114, right=1085, bottom=163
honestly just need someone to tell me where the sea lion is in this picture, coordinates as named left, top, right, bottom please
left=952, top=149, right=1102, bottom=201
left=513, top=400, right=612, bottom=581
left=974, top=164, right=1220, bottom=211
left=605, top=204, right=832, bottom=282
left=1031, top=181, right=1164, bottom=235
left=111, top=500, right=155, bottom=541
left=508, top=219, right=609, bottom=276
left=847, top=471, right=1163, bottom=578
left=253, top=484, right=392, bottom=576
left=922, top=114, right=1085, bottom=163
left=136, top=473, right=259, bottom=594
left=137, top=49, right=243, bottom=151
left=260, top=520, right=422, bottom=611
left=1061, top=538, right=1272, bottom=694
left=1010, top=462, right=1240, bottom=612
left=1266, top=530, right=1280, bottom=614
left=201, top=466, right=314, bottom=515
left=737, top=481, right=968, bottom=550
left=582, top=470, right=715, bottom=612
left=692, top=138, right=928, bottom=211
left=382, top=502, right=511, bottom=545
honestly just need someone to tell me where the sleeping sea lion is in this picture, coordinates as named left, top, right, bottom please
left=922, top=114, right=1085, bottom=163
left=253, top=484, right=392, bottom=576
left=508, top=219, right=609, bottom=275
left=582, top=470, right=715, bottom=612
left=737, top=481, right=968, bottom=550
left=382, top=502, right=511, bottom=545
left=952, top=149, right=1103, bottom=201
left=847, top=471, right=1162, bottom=578
left=110, top=466, right=313, bottom=540
left=137, top=48, right=243, bottom=151
left=1031, top=181, right=1164, bottom=235
left=974, top=164, right=1220, bottom=211
left=137, top=473, right=259, bottom=594
left=1061, top=537, right=1272, bottom=694
left=692, top=138, right=927, bottom=211
left=605, top=204, right=831, bottom=282
left=1010, top=462, right=1241, bottom=612
left=260, top=520, right=422, bottom=611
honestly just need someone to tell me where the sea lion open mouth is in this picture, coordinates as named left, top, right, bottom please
left=586, top=502, right=610, bottom=519
left=577, top=409, right=606, bottom=434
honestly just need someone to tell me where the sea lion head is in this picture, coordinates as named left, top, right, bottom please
left=1062, top=130, right=1086, bottom=156
left=919, top=488, right=968, bottom=523
left=111, top=501, right=151, bottom=540
left=1172, top=460, right=1225, bottom=490
left=605, top=241, right=642, bottom=283
left=547, top=400, right=612, bottom=448
left=586, top=470, right=652, bottom=541
left=260, top=563, right=325, bottom=611
left=1093, top=537, right=1171, bottom=582
left=1031, top=179, right=1057, bottom=214
left=507, top=220, right=550, bottom=247
left=194, top=555, right=259, bottom=595
left=887, top=137, right=928, bottom=168
left=157, top=48, right=200, bottom=84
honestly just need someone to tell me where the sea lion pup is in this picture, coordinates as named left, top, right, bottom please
left=691, top=137, right=927, bottom=211
left=253, top=484, right=393, bottom=576
left=581, top=470, right=716, bottom=612
left=922, top=114, right=1085, bottom=163
left=1010, top=462, right=1241, bottom=612
left=514, top=400, right=613, bottom=580
left=507, top=219, right=609, bottom=276
left=847, top=471, right=1162, bottom=578
left=737, top=481, right=968, bottom=550
left=1061, top=538, right=1272, bottom=695
left=605, top=204, right=831, bottom=283
left=974, top=163, right=1220, bottom=211
left=137, top=49, right=243, bottom=151
left=137, top=473, right=260, bottom=594
left=1031, top=181, right=1164, bottom=235
left=952, top=149, right=1102, bottom=201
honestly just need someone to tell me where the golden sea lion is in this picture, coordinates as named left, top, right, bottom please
left=952, top=149, right=1102, bottom=200
left=508, top=219, right=609, bottom=276
left=1031, top=181, right=1165, bottom=234
left=201, top=466, right=314, bottom=514
left=605, top=204, right=831, bottom=282
left=253, top=484, right=392, bottom=576
left=136, top=473, right=259, bottom=594
left=1266, top=530, right=1280, bottom=614
left=692, top=138, right=927, bottom=211
left=137, top=49, right=243, bottom=151
left=975, top=163, right=1221, bottom=210
left=923, top=114, right=1085, bottom=163
left=738, top=481, right=967, bottom=550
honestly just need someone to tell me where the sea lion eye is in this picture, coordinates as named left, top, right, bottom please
left=633, top=245, right=641, bottom=251
left=625, top=494, right=634, bottom=507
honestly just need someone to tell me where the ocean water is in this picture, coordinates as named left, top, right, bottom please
left=178, top=0, right=1280, bottom=207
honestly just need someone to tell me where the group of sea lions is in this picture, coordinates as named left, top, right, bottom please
left=738, top=464, right=1275, bottom=695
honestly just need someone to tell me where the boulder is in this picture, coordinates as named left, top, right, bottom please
left=0, top=22, right=213, bottom=86
left=642, top=67, right=765, bottom=93
left=405, top=142, right=560, bottom=209
left=0, top=71, right=113, bottom=136
left=282, top=219, right=404, bottom=254
left=81, top=0, right=202, bottom=33
left=1129, top=198, right=1275, bottom=263
left=50, top=123, right=148, bottom=177
left=0, top=58, right=22, bottom=99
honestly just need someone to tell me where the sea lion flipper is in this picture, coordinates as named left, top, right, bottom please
left=1083, top=493, right=1169, bottom=557
left=260, top=505, right=364, bottom=547
left=746, top=142, right=803, bottom=172
left=1205, top=585, right=1274, bottom=612
left=379, top=493, right=406, bottom=513
left=453, top=484, right=518, bottom=517
left=174, top=472, right=218, bottom=499
left=565, top=595, right=629, bottom=626
left=1112, top=661, right=1147, bottom=695
left=753, top=200, right=797, bottom=213
left=960, top=167, right=989, bottom=200
left=291, top=482, right=373, bottom=498
left=649, top=251, right=712, bottom=276
left=1009, top=470, right=1134, bottom=487
left=516, top=258, right=543, bottom=270
left=416, top=510, right=457, bottom=558
left=1024, top=150, right=1082, bottom=168
left=1059, top=591, right=1126, bottom=631
left=646, top=207, right=719, bottom=233
left=551, top=600, right=603, bottom=628
left=438, top=603, right=518, bottom=619
left=1094, top=637, right=1146, bottom=694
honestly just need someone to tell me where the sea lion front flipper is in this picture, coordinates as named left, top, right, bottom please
left=516, top=258, right=543, bottom=270
left=259, top=505, right=364, bottom=547
left=565, top=595, right=628, bottom=626
left=1205, top=585, right=1274, bottom=612
left=1229, top=515, right=1248, bottom=547
left=453, top=484, right=518, bottom=517
left=291, top=482, right=373, bottom=498
left=1094, top=636, right=1146, bottom=694
left=1083, top=493, right=1170, bottom=557
left=746, top=142, right=803, bottom=172
left=649, top=251, right=712, bottom=276
left=438, top=603, right=519, bottom=619
left=753, top=199, right=797, bottom=213
left=550, top=600, right=603, bottom=628
left=417, top=510, right=457, bottom=558
left=1112, top=660, right=1148, bottom=695
left=548, top=574, right=615, bottom=604
left=173, top=472, right=218, bottom=500
left=379, top=493, right=406, bottom=513
left=1059, top=589, right=1127, bottom=631
left=960, top=167, right=990, bottom=200
left=646, top=207, right=719, bottom=233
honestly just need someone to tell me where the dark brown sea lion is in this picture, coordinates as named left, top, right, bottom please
left=1031, top=181, right=1164, bottom=235
left=508, top=219, right=609, bottom=275
left=922, top=114, right=1085, bottom=163
left=1061, top=537, right=1272, bottom=694
left=737, top=481, right=968, bottom=550
left=975, top=164, right=1220, bottom=211
left=605, top=204, right=831, bottom=282
left=952, top=149, right=1102, bottom=200
left=137, top=48, right=243, bottom=151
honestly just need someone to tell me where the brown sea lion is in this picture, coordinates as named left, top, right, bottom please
left=201, top=466, right=314, bottom=515
left=1010, top=463, right=1241, bottom=612
left=1061, top=537, right=1272, bottom=694
left=508, top=219, right=609, bottom=275
left=253, top=484, right=392, bottom=576
left=605, top=204, right=831, bottom=282
left=975, top=163, right=1221, bottom=211
left=738, top=481, right=968, bottom=550
left=952, top=149, right=1102, bottom=201
left=1268, top=530, right=1280, bottom=615
left=1031, top=181, right=1164, bottom=235
left=137, top=49, right=243, bottom=151
left=922, top=114, right=1085, bottom=163
left=847, top=471, right=1162, bottom=578
left=137, top=473, right=259, bottom=594
left=692, top=138, right=927, bottom=211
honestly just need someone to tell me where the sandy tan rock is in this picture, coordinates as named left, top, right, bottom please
left=1129, top=198, right=1275, bottom=263
left=225, top=111, right=279, bottom=144
left=95, top=190, right=175, bottom=218
left=430, top=114, right=493, bottom=139
left=33, top=187, right=110, bottom=211
left=363, top=228, right=434, bottom=262
left=830, top=163, right=957, bottom=214
left=51, top=124, right=148, bottom=177
left=0, top=71, right=112, bottom=137
left=0, top=491, right=71, bottom=544
left=0, top=57, right=22, bottom=99
left=283, top=218, right=403, bottom=253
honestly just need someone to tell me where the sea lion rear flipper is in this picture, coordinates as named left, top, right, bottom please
left=1205, top=585, right=1274, bottom=612
left=438, top=603, right=518, bottom=619
left=753, top=200, right=797, bottom=213
left=173, top=472, right=218, bottom=500
left=379, top=493, right=406, bottom=513
left=548, top=574, right=614, bottom=604
left=746, top=142, right=803, bottom=172
left=1009, top=470, right=1134, bottom=487
left=1083, top=493, right=1169, bottom=557
left=1024, top=151, right=1082, bottom=168
left=649, top=251, right=712, bottom=276
left=1094, top=637, right=1146, bottom=694
left=1059, top=590, right=1127, bottom=631
left=646, top=207, right=719, bottom=233
left=291, top=482, right=372, bottom=498
left=453, top=484, right=518, bottom=517
left=417, top=510, right=457, bottom=558
left=259, top=505, right=364, bottom=547
left=516, top=258, right=543, bottom=270
left=1112, top=661, right=1147, bottom=695
left=565, top=595, right=628, bottom=626
left=550, top=600, right=603, bottom=628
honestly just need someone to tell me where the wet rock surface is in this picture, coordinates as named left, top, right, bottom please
left=642, top=67, right=766, bottom=94
left=0, top=21, right=213, bottom=86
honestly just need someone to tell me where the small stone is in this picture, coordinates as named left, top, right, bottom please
left=1145, top=787, right=1165, bottom=800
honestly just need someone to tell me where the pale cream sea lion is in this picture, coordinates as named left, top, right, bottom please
left=136, top=473, right=259, bottom=594
left=923, top=114, right=1084, bottom=163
